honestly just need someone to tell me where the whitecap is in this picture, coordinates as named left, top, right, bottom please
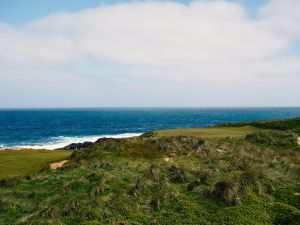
left=12, top=133, right=143, bottom=150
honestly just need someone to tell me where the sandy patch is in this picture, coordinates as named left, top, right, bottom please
left=216, top=149, right=225, bottom=153
left=50, top=160, right=68, bottom=170
left=164, top=157, right=174, bottom=162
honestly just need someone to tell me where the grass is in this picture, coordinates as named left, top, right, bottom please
left=0, top=134, right=299, bottom=224
left=0, top=117, right=300, bottom=224
left=155, top=126, right=259, bottom=138
left=0, top=150, right=71, bottom=180
left=245, top=129, right=298, bottom=148
left=217, top=117, right=300, bottom=135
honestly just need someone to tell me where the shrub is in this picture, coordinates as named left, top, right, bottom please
left=215, top=204, right=273, bottom=225
left=194, top=170, right=211, bottom=185
left=187, top=179, right=203, bottom=191
left=245, top=130, right=298, bottom=148
left=149, top=184, right=178, bottom=210
left=271, top=202, right=300, bottom=225
left=168, top=165, right=188, bottom=183
left=274, top=186, right=300, bottom=208
left=187, top=170, right=211, bottom=191
left=212, top=181, right=239, bottom=205
left=216, top=117, right=300, bottom=132
left=239, top=168, right=271, bottom=194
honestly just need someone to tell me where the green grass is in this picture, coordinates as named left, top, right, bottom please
left=0, top=117, right=300, bottom=224
left=245, top=129, right=298, bottom=148
left=0, top=150, right=71, bottom=180
left=0, top=136, right=299, bottom=224
left=155, top=126, right=259, bottom=138
left=217, top=117, right=300, bottom=135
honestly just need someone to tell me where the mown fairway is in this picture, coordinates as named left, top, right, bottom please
left=155, top=126, right=259, bottom=138
left=0, top=150, right=71, bottom=180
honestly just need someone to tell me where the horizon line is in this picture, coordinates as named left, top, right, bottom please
left=1, top=106, right=300, bottom=110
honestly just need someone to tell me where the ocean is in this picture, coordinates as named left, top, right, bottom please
left=0, top=107, right=300, bottom=150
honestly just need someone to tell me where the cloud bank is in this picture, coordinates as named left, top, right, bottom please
left=0, top=0, right=300, bottom=107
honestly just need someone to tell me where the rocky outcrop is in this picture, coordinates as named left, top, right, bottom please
left=56, top=141, right=94, bottom=150
left=56, top=137, right=117, bottom=150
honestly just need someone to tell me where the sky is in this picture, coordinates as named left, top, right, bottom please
left=0, top=0, right=300, bottom=107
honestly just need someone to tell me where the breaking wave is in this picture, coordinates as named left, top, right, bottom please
left=5, top=133, right=143, bottom=150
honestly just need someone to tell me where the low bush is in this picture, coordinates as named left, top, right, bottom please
left=239, top=168, right=271, bottom=194
left=271, top=202, right=300, bottom=225
left=273, top=186, right=300, bottom=209
left=215, top=204, right=273, bottom=225
left=149, top=183, right=178, bottom=210
left=245, top=130, right=298, bottom=148
left=212, top=180, right=240, bottom=205
left=212, top=168, right=271, bottom=206
left=168, top=165, right=188, bottom=183
left=217, top=117, right=300, bottom=132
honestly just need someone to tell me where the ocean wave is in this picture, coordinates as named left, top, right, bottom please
left=10, top=133, right=143, bottom=150
left=0, top=144, right=5, bottom=150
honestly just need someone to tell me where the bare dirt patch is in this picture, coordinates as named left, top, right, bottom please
left=164, top=157, right=174, bottom=162
left=50, top=160, right=69, bottom=170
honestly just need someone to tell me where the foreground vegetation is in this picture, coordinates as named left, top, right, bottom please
left=0, top=150, right=71, bottom=180
left=0, top=118, right=300, bottom=224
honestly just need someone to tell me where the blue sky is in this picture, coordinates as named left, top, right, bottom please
left=0, top=0, right=267, bottom=25
left=0, top=0, right=299, bottom=107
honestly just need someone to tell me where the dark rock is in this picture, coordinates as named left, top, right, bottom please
left=56, top=137, right=118, bottom=151
left=56, top=141, right=93, bottom=150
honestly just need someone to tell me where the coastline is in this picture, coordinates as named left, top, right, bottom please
left=0, top=133, right=142, bottom=150
left=1, top=116, right=300, bottom=224
left=2, top=108, right=300, bottom=151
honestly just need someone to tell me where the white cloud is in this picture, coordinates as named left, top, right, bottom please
left=0, top=0, right=300, bottom=107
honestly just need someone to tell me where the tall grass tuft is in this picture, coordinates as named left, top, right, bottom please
left=239, top=168, right=271, bottom=194
left=168, top=165, right=188, bottom=183
left=129, top=175, right=145, bottom=198
left=212, top=181, right=240, bottom=205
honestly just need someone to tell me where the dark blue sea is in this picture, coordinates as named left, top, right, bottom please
left=0, top=108, right=300, bottom=149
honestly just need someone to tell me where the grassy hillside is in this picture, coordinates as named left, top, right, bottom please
left=0, top=150, right=71, bottom=180
left=153, top=126, right=259, bottom=138
left=217, top=117, right=300, bottom=135
left=0, top=118, right=299, bottom=224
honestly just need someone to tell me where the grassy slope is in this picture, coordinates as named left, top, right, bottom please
left=0, top=150, right=71, bottom=180
left=216, top=117, right=300, bottom=135
left=0, top=118, right=299, bottom=224
left=155, top=126, right=259, bottom=138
